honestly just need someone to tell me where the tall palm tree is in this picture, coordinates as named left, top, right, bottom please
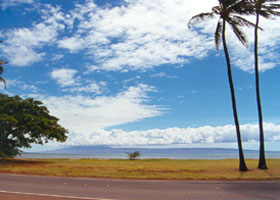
left=189, top=0, right=255, bottom=171
left=0, top=41, right=7, bottom=88
left=247, top=0, right=280, bottom=169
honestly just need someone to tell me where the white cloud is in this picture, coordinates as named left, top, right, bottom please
left=1, top=45, right=45, bottom=66
left=151, top=72, right=166, bottom=78
left=50, top=68, right=106, bottom=94
left=51, top=54, right=64, bottom=61
left=67, top=81, right=106, bottom=94
left=62, top=123, right=280, bottom=146
left=57, top=0, right=216, bottom=71
left=21, top=83, right=38, bottom=92
left=1, top=0, right=33, bottom=9
left=50, top=68, right=78, bottom=87
left=33, top=84, right=163, bottom=133
left=57, top=36, right=86, bottom=53
left=0, top=5, right=65, bottom=66
left=150, top=72, right=177, bottom=79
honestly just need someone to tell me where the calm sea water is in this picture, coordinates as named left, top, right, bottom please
left=18, top=152, right=280, bottom=160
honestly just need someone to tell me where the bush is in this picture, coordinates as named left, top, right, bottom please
left=126, top=151, right=141, bottom=160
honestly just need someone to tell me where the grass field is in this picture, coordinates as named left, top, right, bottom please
left=0, top=158, right=279, bottom=180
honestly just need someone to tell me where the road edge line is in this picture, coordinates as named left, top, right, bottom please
left=0, top=190, right=118, bottom=200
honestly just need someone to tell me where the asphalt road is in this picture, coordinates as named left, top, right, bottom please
left=0, top=174, right=279, bottom=200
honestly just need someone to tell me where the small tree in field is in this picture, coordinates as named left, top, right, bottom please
left=126, top=151, right=141, bottom=160
left=0, top=93, right=68, bottom=158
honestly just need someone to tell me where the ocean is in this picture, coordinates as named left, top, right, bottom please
left=18, top=147, right=280, bottom=160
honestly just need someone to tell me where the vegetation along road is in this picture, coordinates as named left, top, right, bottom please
left=0, top=173, right=279, bottom=200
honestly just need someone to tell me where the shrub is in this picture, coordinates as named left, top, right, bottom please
left=126, top=151, right=141, bottom=160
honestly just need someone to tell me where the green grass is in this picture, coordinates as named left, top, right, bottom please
left=0, top=158, right=279, bottom=180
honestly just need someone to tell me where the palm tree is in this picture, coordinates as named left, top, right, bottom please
left=247, top=0, right=280, bottom=169
left=0, top=63, right=7, bottom=88
left=0, top=41, right=7, bottom=88
left=188, top=0, right=255, bottom=171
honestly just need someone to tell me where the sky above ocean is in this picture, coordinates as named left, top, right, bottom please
left=0, top=0, right=279, bottom=151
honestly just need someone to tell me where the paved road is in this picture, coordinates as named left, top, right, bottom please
left=0, top=174, right=279, bottom=200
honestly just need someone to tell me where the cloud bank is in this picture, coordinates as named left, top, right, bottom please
left=59, top=123, right=280, bottom=146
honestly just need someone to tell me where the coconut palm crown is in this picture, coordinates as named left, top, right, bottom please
left=188, top=0, right=256, bottom=50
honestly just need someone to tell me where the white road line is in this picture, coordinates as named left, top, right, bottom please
left=0, top=190, right=119, bottom=200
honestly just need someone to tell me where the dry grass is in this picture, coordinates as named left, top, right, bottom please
left=0, top=158, right=279, bottom=180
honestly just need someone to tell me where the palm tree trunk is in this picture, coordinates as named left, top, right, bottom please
left=222, top=19, right=248, bottom=171
left=255, top=13, right=267, bottom=170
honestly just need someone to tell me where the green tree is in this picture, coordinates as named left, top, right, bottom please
left=188, top=0, right=255, bottom=171
left=0, top=41, right=7, bottom=88
left=0, top=94, right=68, bottom=158
left=248, top=0, right=280, bottom=169
left=126, top=151, right=141, bottom=160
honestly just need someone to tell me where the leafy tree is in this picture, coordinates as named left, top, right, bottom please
left=247, top=0, right=280, bottom=169
left=0, top=94, right=68, bottom=158
left=0, top=41, right=7, bottom=88
left=126, top=151, right=141, bottom=160
left=188, top=0, right=255, bottom=171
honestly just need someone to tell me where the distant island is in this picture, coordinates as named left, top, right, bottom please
left=41, top=145, right=264, bottom=155
left=16, top=145, right=278, bottom=160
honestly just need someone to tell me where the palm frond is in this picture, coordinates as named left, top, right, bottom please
left=212, top=6, right=222, bottom=15
left=0, top=77, right=6, bottom=88
left=256, top=1, right=280, bottom=12
left=0, top=59, right=8, bottom=65
left=0, top=66, right=6, bottom=88
left=227, top=17, right=248, bottom=47
left=0, top=58, right=7, bottom=88
left=231, top=0, right=257, bottom=15
left=263, top=6, right=280, bottom=16
left=215, top=19, right=223, bottom=50
left=219, top=0, right=240, bottom=8
left=263, top=3, right=280, bottom=8
left=258, top=9, right=273, bottom=17
left=233, top=15, right=256, bottom=27
left=188, top=12, right=214, bottom=28
left=267, top=9, right=280, bottom=16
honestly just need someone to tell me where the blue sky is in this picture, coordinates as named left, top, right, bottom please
left=0, top=0, right=279, bottom=151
